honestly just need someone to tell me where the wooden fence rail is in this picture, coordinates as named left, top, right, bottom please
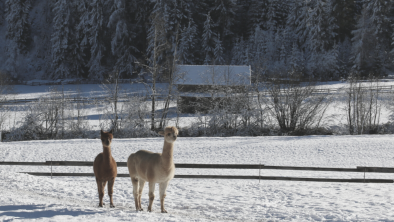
left=1, top=161, right=393, bottom=183
left=2, top=161, right=394, bottom=173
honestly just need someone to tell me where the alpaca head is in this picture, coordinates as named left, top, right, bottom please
left=100, top=129, right=113, bottom=147
left=158, top=126, right=179, bottom=144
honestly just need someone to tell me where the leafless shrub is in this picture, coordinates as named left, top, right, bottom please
left=99, top=71, right=122, bottom=132
left=6, top=87, right=66, bottom=140
left=117, top=94, right=156, bottom=137
left=65, top=88, right=92, bottom=138
left=0, top=70, right=14, bottom=131
left=343, top=74, right=383, bottom=134
left=261, top=78, right=332, bottom=133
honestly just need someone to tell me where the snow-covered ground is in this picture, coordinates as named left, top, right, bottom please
left=1, top=135, right=394, bottom=221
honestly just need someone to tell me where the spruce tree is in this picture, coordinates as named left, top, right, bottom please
left=214, top=34, right=224, bottom=65
left=352, top=0, right=392, bottom=77
left=210, top=0, right=237, bottom=63
left=5, top=0, right=31, bottom=54
left=179, top=19, right=198, bottom=64
left=248, top=0, right=268, bottom=33
left=332, top=0, right=357, bottom=42
left=202, top=12, right=215, bottom=65
left=51, top=0, right=75, bottom=79
left=86, top=0, right=108, bottom=79
left=108, top=0, right=137, bottom=78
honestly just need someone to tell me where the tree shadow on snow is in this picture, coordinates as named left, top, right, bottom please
left=0, top=204, right=97, bottom=220
left=0, top=205, right=46, bottom=211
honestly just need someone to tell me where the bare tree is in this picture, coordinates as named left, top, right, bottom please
left=159, top=23, right=181, bottom=129
left=99, top=70, right=122, bottom=132
left=136, top=18, right=173, bottom=130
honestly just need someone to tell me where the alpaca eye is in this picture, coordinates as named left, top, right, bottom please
left=168, top=133, right=171, bottom=136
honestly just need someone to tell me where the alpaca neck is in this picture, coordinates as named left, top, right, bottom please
left=102, top=145, right=113, bottom=163
left=161, top=141, right=174, bottom=169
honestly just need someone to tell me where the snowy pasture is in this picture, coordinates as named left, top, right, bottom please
left=1, top=135, right=394, bottom=221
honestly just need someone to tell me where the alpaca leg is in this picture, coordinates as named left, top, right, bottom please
left=147, top=182, right=156, bottom=212
left=96, top=179, right=106, bottom=207
left=138, top=180, right=146, bottom=211
left=101, top=181, right=107, bottom=206
left=131, top=177, right=141, bottom=211
left=108, top=178, right=115, bottom=208
left=159, top=181, right=169, bottom=213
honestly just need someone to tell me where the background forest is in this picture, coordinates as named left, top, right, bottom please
left=0, top=0, right=393, bottom=82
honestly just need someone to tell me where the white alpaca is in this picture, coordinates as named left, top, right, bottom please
left=127, top=126, right=178, bottom=213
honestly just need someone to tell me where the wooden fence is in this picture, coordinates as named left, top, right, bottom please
left=1, top=161, right=393, bottom=183
left=4, top=84, right=394, bottom=105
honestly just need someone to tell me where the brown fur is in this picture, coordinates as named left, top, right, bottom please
left=93, top=129, right=117, bottom=208
left=127, top=126, right=179, bottom=213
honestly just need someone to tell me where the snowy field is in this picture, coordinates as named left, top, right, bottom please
left=1, top=135, right=394, bottom=221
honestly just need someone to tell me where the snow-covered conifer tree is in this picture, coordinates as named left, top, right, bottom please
left=133, top=0, right=153, bottom=56
left=332, top=0, right=357, bottom=42
left=214, top=34, right=224, bottom=65
left=108, top=0, right=137, bottom=78
left=338, top=37, right=352, bottom=77
left=4, top=0, right=31, bottom=78
left=367, top=0, right=392, bottom=76
left=290, top=42, right=304, bottom=75
left=162, top=0, right=194, bottom=70
left=352, top=0, right=392, bottom=77
left=146, top=0, right=171, bottom=70
left=179, top=19, right=198, bottom=64
left=202, top=12, right=215, bottom=64
left=249, top=26, right=264, bottom=68
left=5, top=0, right=31, bottom=54
left=306, top=0, right=338, bottom=79
left=351, top=6, right=373, bottom=76
left=294, top=0, right=311, bottom=49
left=231, top=37, right=242, bottom=65
left=248, top=0, right=268, bottom=33
left=210, top=0, right=237, bottom=63
left=51, top=0, right=75, bottom=79
left=72, top=0, right=88, bottom=78
left=86, top=0, right=109, bottom=79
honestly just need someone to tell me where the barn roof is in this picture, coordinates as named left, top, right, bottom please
left=175, top=65, right=251, bottom=86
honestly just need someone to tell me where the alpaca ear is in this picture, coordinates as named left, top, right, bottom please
left=109, top=129, right=113, bottom=134
left=158, top=131, right=165, bottom=136
left=100, top=129, right=104, bottom=135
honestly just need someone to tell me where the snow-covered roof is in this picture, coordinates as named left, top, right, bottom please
left=175, top=65, right=251, bottom=86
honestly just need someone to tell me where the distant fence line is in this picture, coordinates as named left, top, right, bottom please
left=1, top=161, right=393, bottom=183
left=3, top=85, right=394, bottom=105
left=4, top=84, right=394, bottom=105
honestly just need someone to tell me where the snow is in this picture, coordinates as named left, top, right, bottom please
left=1, top=135, right=394, bottom=221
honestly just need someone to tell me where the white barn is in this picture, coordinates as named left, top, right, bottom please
left=175, top=65, right=251, bottom=113
left=175, top=65, right=251, bottom=92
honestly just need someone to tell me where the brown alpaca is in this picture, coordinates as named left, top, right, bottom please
left=127, top=126, right=179, bottom=213
left=93, top=129, right=117, bottom=208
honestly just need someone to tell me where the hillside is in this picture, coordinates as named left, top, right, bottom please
left=1, top=1, right=393, bottom=81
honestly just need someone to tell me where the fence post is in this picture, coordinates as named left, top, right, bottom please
left=259, top=163, right=261, bottom=183
left=0, top=131, right=2, bottom=142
